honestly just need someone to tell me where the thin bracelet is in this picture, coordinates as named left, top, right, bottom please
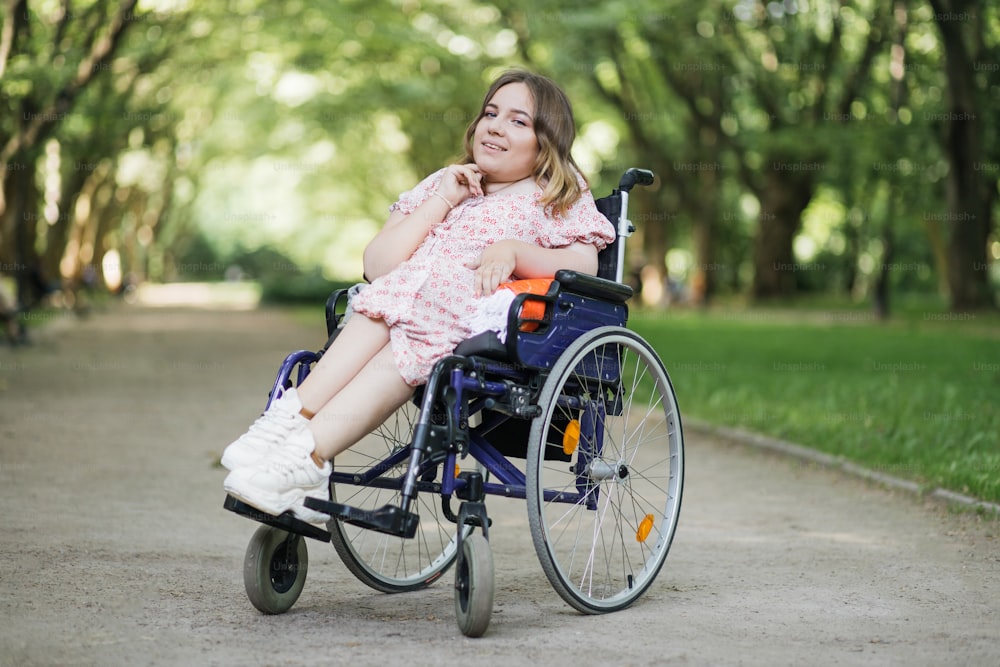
left=431, top=189, right=455, bottom=210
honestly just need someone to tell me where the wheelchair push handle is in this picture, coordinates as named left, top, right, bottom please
left=618, top=168, right=655, bottom=193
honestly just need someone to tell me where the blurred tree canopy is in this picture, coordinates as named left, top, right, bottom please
left=0, top=0, right=997, bottom=312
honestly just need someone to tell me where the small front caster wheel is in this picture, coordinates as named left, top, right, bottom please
left=454, top=533, right=494, bottom=637
left=243, top=525, right=308, bottom=614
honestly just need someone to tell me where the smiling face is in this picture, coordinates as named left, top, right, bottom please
left=471, top=82, right=539, bottom=188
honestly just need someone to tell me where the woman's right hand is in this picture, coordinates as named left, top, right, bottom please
left=435, top=163, right=484, bottom=206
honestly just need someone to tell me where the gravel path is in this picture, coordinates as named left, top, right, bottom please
left=1, top=305, right=997, bottom=666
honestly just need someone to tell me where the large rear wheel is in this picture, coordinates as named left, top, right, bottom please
left=526, top=327, right=684, bottom=613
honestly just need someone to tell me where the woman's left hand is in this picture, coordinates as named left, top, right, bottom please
left=467, top=241, right=518, bottom=297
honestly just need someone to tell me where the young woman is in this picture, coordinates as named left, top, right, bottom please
left=223, top=70, right=615, bottom=522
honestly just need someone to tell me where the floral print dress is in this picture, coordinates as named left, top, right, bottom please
left=350, top=168, right=615, bottom=386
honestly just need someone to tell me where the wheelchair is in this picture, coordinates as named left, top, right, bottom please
left=224, top=168, right=684, bottom=637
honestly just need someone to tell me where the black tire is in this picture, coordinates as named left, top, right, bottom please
left=526, top=327, right=684, bottom=613
left=454, top=533, right=494, bottom=637
left=328, top=401, right=473, bottom=592
left=243, top=525, right=308, bottom=614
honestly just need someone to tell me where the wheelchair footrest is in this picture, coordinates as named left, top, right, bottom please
left=302, top=497, right=420, bottom=539
left=223, top=494, right=331, bottom=542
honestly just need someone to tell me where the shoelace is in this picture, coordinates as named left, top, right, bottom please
left=245, top=404, right=298, bottom=442
left=259, top=443, right=326, bottom=484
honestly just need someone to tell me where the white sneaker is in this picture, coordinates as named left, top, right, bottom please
left=223, top=428, right=332, bottom=524
left=221, top=387, right=309, bottom=470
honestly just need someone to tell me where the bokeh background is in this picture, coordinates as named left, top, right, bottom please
left=1, top=0, right=997, bottom=313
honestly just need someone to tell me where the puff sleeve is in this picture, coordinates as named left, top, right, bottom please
left=388, top=168, right=446, bottom=216
left=533, top=185, right=616, bottom=251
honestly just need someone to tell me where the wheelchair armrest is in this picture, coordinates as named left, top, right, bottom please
left=554, top=269, right=633, bottom=303
left=456, top=272, right=630, bottom=368
left=325, top=288, right=352, bottom=337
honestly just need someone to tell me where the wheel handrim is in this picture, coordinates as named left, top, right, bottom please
left=528, top=328, right=684, bottom=613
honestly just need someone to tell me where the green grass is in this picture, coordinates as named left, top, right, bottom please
left=629, top=308, right=1000, bottom=505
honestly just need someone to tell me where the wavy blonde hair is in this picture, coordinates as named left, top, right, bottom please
left=463, top=70, right=587, bottom=216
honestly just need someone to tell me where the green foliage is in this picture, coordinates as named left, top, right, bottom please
left=258, top=272, right=357, bottom=305
left=2, top=0, right=997, bottom=303
left=170, top=233, right=354, bottom=302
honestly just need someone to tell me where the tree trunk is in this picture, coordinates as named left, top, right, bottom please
left=690, top=165, right=718, bottom=306
left=843, top=213, right=860, bottom=295
left=941, top=134, right=994, bottom=310
left=43, top=164, right=92, bottom=282
left=7, top=149, right=46, bottom=308
left=930, top=0, right=996, bottom=310
left=750, top=167, right=815, bottom=299
left=873, top=225, right=894, bottom=320
left=638, top=190, right=669, bottom=307
left=0, top=167, right=19, bottom=265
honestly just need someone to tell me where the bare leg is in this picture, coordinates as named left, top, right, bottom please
left=222, top=317, right=413, bottom=522
left=295, top=314, right=392, bottom=413
left=307, top=344, right=414, bottom=460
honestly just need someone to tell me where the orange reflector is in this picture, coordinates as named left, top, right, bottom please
left=637, top=514, right=655, bottom=543
left=454, top=465, right=461, bottom=477
left=562, top=420, right=581, bottom=455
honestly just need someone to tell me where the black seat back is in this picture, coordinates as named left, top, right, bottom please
left=594, top=192, right=622, bottom=282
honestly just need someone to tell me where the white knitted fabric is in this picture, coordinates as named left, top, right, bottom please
left=464, top=288, right=517, bottom=342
